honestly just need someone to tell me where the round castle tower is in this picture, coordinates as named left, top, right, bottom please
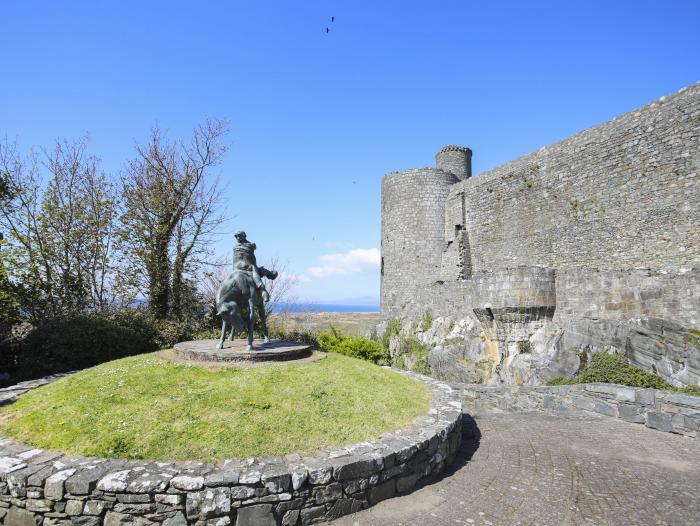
left=381, top=145, right=472, bottom=318
left=435, top=145, right=472, bottom=180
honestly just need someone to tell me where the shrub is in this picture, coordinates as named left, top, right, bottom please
left=317, top=327, right=390, bottom=365
left=518, top=341, right=532, bottom=353
left=546, top=352, right=674, bottom=390
left=381, top=319, right=401, bottom=350
left=393, top=336, right=430, bottom=375
left=13, top=310, right=159, bottom=381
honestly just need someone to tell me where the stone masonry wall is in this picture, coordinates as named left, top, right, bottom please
left=458, top=382, right=700, bottom=438
left=444, top=83, right=700, bottom=275
left=381, top=169, right=459, bottom=318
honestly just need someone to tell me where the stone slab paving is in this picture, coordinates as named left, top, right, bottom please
left=326, top=410, right=700, bottom=526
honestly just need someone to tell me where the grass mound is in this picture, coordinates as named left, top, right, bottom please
left=0, top=353, right=431, bottom=462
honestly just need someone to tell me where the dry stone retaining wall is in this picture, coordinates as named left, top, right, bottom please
left=458, top=382, right=700, bottom=438
left=0, top=370, right=462, bottom=526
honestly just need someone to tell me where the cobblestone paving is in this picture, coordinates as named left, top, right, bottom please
left=327, top=411, right=700, bottom=526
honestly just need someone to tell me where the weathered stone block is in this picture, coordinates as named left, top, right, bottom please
left=200, top=487, right=231, bottom=519
left=664, top=393, right=700, bottom=409
left=671, top=413, right=699, bottom=434
left=113, top=502, right=156, bottom=514
left=618, top=404, right=645, bottom=424
left=170, top=475, right=204, bottom=491
left=312, top=482, right=343, bottom=504
left=45, top=469, right=76, bottom=500
left=646, top=411, right=673, bottom=432
left=572, top=396, right=595, bottom=412
left=70, top=517, right=100, bottom=526
left=5, top=506, right=39, bottom=526
left=64, top=499, right=84, bottom=516
left=26, top=498, right=53, bottom=512
left=594, top=400, right=618, bottom=417
left=636, top=389, right=656, bottom=407
left=156, top=493, right=183, bottom=507
left=299, top=505, right=325, bottom=525
left=275, top=498, right=303, bottom=516
left=97, top=470, right=131, bottom=493
left=396, top=473, right=419, bottom=493
left=103, top=511, right=135, bottom=526
left=204, top=470, right=239, bottom=487
left=236, top=504, right=276, bottom=526
left=116, top=493, right=151, bottom=503
left=162, top=512, right=188, bottom=526
left=368, top=480, right=395, bottom=505
left=281, top=509, right=300, bottom=526
left=307, top=466, right=332, bottom=485
left=83, top=499, right=110, bottom=516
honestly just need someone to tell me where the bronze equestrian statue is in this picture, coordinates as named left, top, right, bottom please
left=216, top=231, right=277, bottom=350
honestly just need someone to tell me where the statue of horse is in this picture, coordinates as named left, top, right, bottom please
left=215, top=268, right=277, bottom=350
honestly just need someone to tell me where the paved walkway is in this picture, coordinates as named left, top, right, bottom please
left=327, top=411, right=700, bottom=526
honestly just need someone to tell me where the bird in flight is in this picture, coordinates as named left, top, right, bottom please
left=326, top=27, right=330, bottom=33
left=331, top=16, right=335, bottom=22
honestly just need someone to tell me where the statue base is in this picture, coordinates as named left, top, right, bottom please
left=162, top=339, right=315, bottom=366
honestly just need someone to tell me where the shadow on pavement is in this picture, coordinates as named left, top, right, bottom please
left=409, top=412, right=481, bottom=493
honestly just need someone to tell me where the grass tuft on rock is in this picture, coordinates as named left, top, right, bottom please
left=0, top=353, right=431, bottom=462
left=547, top=352, right=700, bottom=394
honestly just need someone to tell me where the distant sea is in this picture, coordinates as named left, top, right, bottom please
left=274, top=303, right=379, bottom=313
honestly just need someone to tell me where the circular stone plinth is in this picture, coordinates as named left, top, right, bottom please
left=170, top=338, right=312, bottom=364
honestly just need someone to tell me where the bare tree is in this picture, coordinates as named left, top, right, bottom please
left=120, top=119, right=229, bottom=319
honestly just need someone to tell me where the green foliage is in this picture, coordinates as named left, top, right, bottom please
left=13, top=310, right=159, bottom=381
left=544, top=376, right=577, bottom=386
left=381, top=318, right=401, bottom=350
left=546, top=352, right=674, bottom=390
left=153, top=317, right=208, bottom=349
left=0, top=244, right=20, bottom=338
left=0, top=353, right=431, bottom=461
left=518, top=341, right=532, bottom=353
left=393, top=336, right=430, bottom=375
left=420, top=310, right=433, bottom=332
left=317, top=326, right=390, bottom=365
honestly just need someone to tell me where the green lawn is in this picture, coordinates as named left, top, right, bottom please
left=0, top=353, right=431, bottom=462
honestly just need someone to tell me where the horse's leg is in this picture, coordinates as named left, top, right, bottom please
left=218, top=319, right=227, bottom=349
left=229, top=320, right=235, bottom=341
left=247, top=296, right=255, bottom=351
left=259, top=298, right=270, bottom=343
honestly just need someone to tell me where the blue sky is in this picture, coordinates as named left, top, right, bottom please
left=2, top=1, right=698, bottom=304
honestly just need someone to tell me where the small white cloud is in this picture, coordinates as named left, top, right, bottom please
left=307, top=248, right=380, bottom=279
left=279, top=271, right=312, bottom=283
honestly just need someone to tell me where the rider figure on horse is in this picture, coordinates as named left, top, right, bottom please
left=233, top=230, right=273, bottom=303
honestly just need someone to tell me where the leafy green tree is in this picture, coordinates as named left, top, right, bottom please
left=0, top=137, right=126, bottom=320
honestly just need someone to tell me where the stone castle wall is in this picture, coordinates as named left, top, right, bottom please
left=381, top=169, right=459, bottom=318
left=442, top=83, right=699, bottom=277
left=380, top=82, right=700, bottom=388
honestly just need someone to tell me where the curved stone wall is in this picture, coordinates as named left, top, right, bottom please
left=459, top=382, right=700, bottom=438
left=0, top=370, right=463, bottom=526
left=381, top=168, right=459, bottom=318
